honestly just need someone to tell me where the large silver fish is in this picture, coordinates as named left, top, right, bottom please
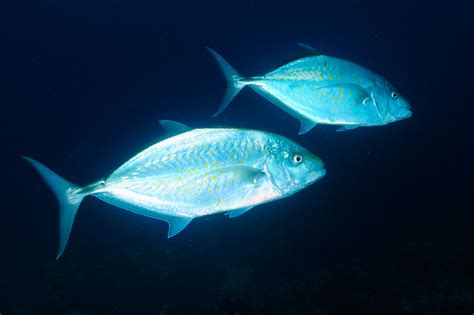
left=24, top=121, right=326, bottom=258
left=207, top=43, right=412, bottom=134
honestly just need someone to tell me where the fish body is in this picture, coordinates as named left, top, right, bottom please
left=208, top=43, right=412, bottom=134
left=24, top=121, right=326, bottom=258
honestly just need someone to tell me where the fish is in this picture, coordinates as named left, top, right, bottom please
left=24, top=120, right=326, bottom=258
left=207, top=43, right=412, bottom=134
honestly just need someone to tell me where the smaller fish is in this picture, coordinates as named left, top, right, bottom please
left=207, top=43, right=412, bottom=134
left=24, top=121, right=326, bottom=258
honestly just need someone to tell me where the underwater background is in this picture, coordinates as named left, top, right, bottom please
left=0, top=0, right=473, bottom=314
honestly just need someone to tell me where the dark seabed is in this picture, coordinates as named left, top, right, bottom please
left=0, top=0, right=473, bottom=314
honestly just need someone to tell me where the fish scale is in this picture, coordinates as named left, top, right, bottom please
left=207, top=44, right=411, bottom=133
left=23, top=121, right=326, bottom=258
left=103, top=129, right=272, bottom=214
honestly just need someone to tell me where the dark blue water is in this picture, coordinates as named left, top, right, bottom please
left=1, top=0, right=472, bottom=314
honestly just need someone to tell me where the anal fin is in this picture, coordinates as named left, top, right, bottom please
left=249, top=86, right=317, bottom=135
left=225, top=206, right=254, bottom=218
left=94, top=193, right=193, bottom=238
left=299, top=117, right=317, bottom=135
left=336, top=125, right=359, bottom=132
left=167, top=216, right=193, bottom=238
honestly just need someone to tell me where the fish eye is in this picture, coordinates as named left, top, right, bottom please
left=391, top=91, right=398, bottom=100
left=292, top=153, right=303, bottom=164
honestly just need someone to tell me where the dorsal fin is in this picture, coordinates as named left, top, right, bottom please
left=274, top=43, right=323, bottom=69
left=159, top=120, right=192, bottom=137
left=296, top=42, right=322, bottom=56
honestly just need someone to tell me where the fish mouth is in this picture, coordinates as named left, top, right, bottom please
left=307, top=168, right=326, bottom=184
left=394, top=110, right=412, bottom=122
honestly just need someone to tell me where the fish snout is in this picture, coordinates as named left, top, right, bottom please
left=394, top=97, right=413, bottom=121
left=307, top=168, right=326, bottom=183
left=305, top=155, right=326, bottom=184
left=395, top=107, right=412, bottom=121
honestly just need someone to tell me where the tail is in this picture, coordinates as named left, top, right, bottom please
left=206, top=47, right=246, bottom=117
left=23, top=156, right=88, bottom=259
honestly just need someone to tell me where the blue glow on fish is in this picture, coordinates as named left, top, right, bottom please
left=23, top=121, right=326, bottom=258
left=207, top=43, right=412, bottom=134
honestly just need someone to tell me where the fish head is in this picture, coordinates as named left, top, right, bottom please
left=266, top=138, right=326, bottom=195
left=370, top=81, right=412, bottom=124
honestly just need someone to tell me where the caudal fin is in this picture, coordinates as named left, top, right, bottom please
left=206, top=47, right=245, bottom=117
left=23, top=156, right=86, bottom=259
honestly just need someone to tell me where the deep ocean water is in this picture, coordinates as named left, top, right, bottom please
left=0, top=0, right=472, bottom=314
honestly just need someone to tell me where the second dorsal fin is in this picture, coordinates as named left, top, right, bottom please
left=275, top=43, right=323, bottom=68
left=296, top=42, right=322, bottom=55
left=159, top=120, right=192, bottom=137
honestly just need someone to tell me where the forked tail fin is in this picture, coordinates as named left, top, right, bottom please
left=206, top=47, right=246, bottom=117
left=23, top=156, right=88, bottom=259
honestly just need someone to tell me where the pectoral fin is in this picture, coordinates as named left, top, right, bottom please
left=193, top=166, right=266, bottom=185
left=362, top=96, right=376, bottom=106
left=225, top=206, right=254, bottom=218
left=233, top=167, right=266, bottom=185
left=315, top=83, right=371, bottom=105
